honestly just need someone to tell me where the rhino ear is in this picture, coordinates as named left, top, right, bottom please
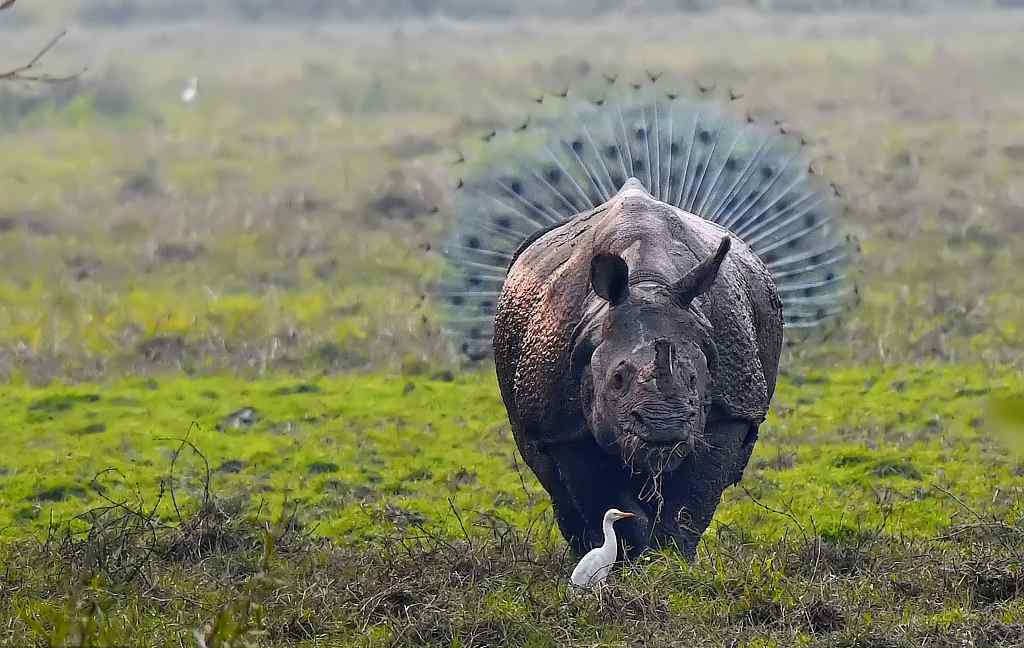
left=590, top=253, right=630, bottom=307
left=672, top=236, right=731, bottom=308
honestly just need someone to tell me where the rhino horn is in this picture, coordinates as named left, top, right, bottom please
left=671, top=236, right=731, bottom=308
left=653, top=338, right=675, bottom=395
left=590, top=253, right=630, bottom=307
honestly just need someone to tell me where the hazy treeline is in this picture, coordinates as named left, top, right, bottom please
left=5, top=0, right=1014, bottom=24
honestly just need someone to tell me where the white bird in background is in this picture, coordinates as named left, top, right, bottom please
left=181, top=76, right=198, bottom=104
left=570, top=508, right=635, bottom=589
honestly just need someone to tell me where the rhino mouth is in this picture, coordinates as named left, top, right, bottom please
left=627, top=410, right=697, bottom=441
left=618, top=427, right=696, bottom=474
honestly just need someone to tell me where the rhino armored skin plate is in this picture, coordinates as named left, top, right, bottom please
left=441, top=81, right=854, bottom=558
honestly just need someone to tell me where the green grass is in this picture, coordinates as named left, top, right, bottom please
left=1, top=364, right=1020, bottom=544
left=0, top=369, right=537, bottom=541
left=2, top=364, right=1024, bottom=645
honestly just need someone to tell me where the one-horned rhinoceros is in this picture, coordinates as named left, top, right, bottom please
left=494, top=179, right=781, bottom=557
left=441, top=83, right=853, bottom=557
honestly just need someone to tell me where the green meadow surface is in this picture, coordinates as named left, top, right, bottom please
left=2, top=364, right=1024, bottom=646
left=1, top=365, right=1022, bottom=543
left=1, top=5, right=1024, bottom=647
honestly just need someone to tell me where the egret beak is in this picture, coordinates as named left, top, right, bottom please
left=618, top=512, right=635, bottom=519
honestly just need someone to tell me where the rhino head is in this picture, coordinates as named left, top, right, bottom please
left=577, top=236, right=731, bottom=475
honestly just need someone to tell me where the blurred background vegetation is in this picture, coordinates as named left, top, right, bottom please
left=1, top=0, right=1017, bottom=23
left=1, top=2, right=1022, bottom=384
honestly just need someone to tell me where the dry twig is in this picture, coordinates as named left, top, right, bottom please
left=1, top=2, right=83, bottom=83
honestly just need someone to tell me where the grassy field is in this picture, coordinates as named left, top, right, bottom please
left=2, top=6, right=1024, bottom=647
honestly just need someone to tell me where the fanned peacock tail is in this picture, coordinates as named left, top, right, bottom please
left=440, top=77, right=857, bottom=359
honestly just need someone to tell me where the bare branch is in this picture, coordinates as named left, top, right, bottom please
left=1, top=7, right=85, bottom=83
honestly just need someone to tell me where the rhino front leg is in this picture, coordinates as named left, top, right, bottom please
left=656, top=418, right=759, bottom=558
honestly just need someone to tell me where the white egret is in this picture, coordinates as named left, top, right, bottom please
left=181, top=76, right=198, bottom=104
left=570, top=508, right=635, bottom=589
